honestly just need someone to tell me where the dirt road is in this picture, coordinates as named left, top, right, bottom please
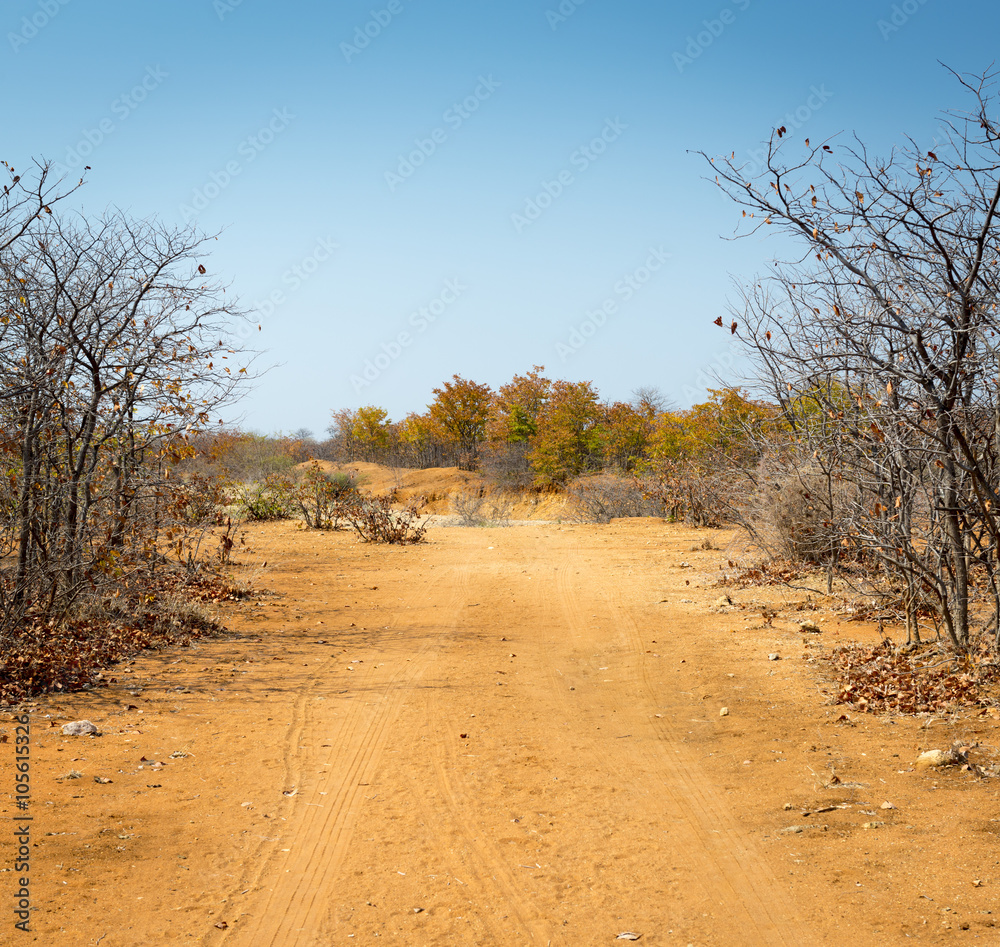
left=4, top=519, right=999, bottom=945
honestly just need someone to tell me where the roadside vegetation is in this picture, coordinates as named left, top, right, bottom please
left=6, top=69, right=1000, bottom=719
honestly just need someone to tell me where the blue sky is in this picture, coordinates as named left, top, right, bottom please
left=7, top=0, right=999, bottom=435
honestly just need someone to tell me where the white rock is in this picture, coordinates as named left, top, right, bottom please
left=768, top=653, right=781, bottom=661
left=719, top=707, right=730, bottom=717
left=915, top=749, right=951, bottom=769
left=61, top=720, right=99, bottom=736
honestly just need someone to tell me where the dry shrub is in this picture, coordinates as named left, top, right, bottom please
left=566, top=473, right=668, bottom=524
left=0, top=570, right=248, bottom=704
left=765, top=468, right=854, bottom=563
left=295, top=464, right=359, bottom=529
left=639, top=462, right=740, bottom=528
left=235, top=474, right=295, bottom=522
left=342, top=495, right=427, bottom=544
left=451, top=487, right=514, bottom=526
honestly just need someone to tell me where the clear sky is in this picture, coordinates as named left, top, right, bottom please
left=7, top=0, right=999, bottom=435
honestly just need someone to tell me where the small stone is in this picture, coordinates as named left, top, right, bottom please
left=714, top=596, right=732, bottom=608
left=61, top=720, right=99, bottom=736
left=862, top=821, right=885, bottom=829
left=57, top=770, right=83, bottom=780
left=94, top=776, right=112, bottom=784
left=915, top=749, right=951, bottom=769
left=768, top=653, right=781, bottom=661
left=719, top=707, right=730, bottom=717
left=781, top=825, right=805, bottom=834
left=799, top=621, right=822, bottom=633
left=880, top=801, right=896, bottom=810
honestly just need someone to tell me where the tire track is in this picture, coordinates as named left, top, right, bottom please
left=206, top=561, right=472, bottom=947
left=548, top=533, right=809, bottom=946
left=418, top=700, right=558, bottom=946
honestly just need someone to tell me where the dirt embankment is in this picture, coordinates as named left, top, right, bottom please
left=3, top=518, right=1000, bottom=945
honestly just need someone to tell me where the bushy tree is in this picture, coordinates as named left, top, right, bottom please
left=427, top=374, right=492, bottom=468
left=528, top=379, right=603, bottom=486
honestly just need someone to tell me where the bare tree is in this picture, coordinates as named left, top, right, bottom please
left=0, top=197, right=251, bottom=650
left=702, top=66, right=1000, bottom=650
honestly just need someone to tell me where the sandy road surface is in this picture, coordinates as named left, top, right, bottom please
left=5, top=519, right=1000, bottom=945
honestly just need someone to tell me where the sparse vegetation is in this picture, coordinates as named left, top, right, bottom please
left=452, top=487, right=514, bottom=526
left=342, top=495, right=427, bottom=545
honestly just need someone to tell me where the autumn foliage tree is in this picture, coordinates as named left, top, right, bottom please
left=427, top=374, right=493, bottom=469
left=528, top=379, right=603, bottom=487
left=482, top=366, right=552, bottom=486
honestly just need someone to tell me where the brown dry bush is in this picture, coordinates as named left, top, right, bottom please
left=295, top=463, right=359, bottom=530
left=342, top=495, right=427, bottom=544
left=451, top=487, right=514, bottom=526
left=764, top=468, right=856, bottom=564
left=0, top=570, right=249, bottom=705
left=567, top=473, right=668, bottom=524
